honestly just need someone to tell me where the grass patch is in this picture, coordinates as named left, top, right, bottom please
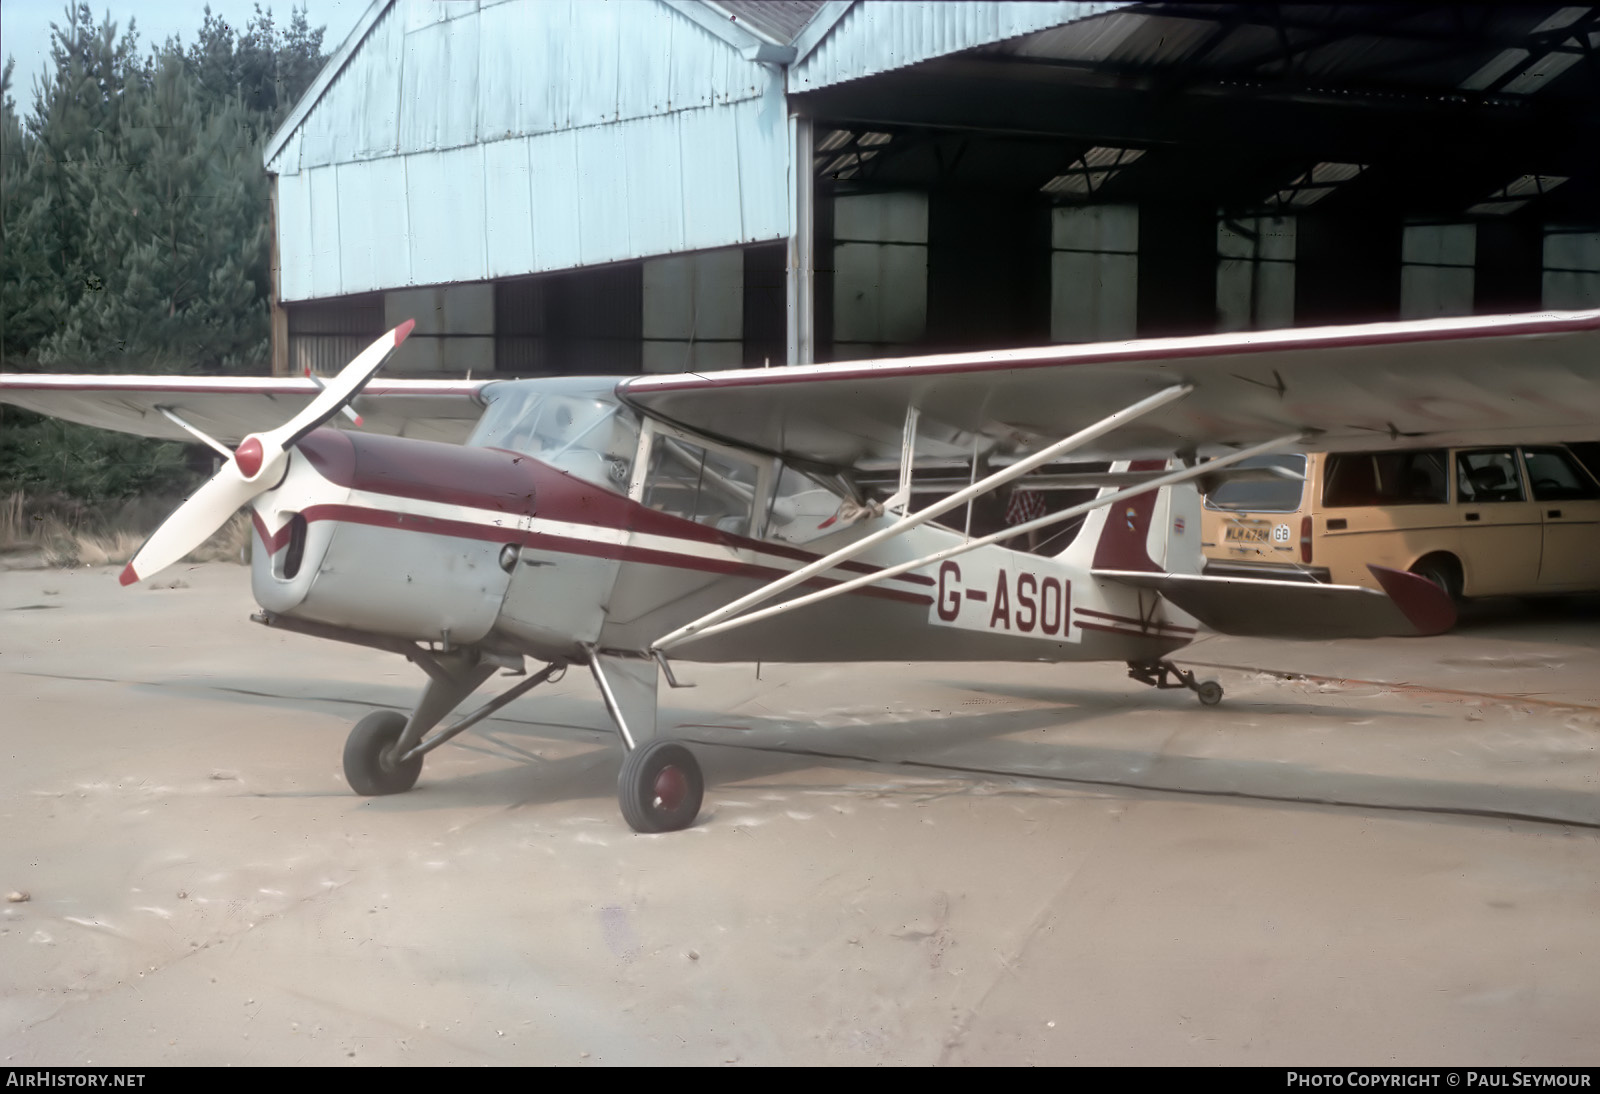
left=0, top=490, right=250, bottom=569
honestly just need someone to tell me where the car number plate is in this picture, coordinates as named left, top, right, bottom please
left=1224, top=523, right=1271, bottom=543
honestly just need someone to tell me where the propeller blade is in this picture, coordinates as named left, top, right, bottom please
left=118, top=321, right=416, bottom=587
left=119, top=466, right=262, bottom=586
left=271, top=319, right=414, bottom=450
left=304, top=368, right=364, bottom=426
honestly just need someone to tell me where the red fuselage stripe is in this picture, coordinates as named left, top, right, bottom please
left=1073, top=606, right=1197, bottom=634
left=261, top=503, right=934, bottom=607
left=291, top=430, right=934, bottom=589
left=1076, top=620, right=1170, bottom=641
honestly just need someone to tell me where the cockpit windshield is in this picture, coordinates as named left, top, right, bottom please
left=470, top=379, right=639, bottom=493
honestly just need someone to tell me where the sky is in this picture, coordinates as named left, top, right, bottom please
left=2, top=0, right=368, bottom=103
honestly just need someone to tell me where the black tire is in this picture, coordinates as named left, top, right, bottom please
left=618, top=740, right=704, bottom=833
left=1196, top=680, right=1224, bottom=706
left=343, top=711, right=422, bottom=796
left=1410, top=556, right=1463, bottom=604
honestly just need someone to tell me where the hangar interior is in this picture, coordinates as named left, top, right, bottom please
left=266, top=1, right=1600, bottom=378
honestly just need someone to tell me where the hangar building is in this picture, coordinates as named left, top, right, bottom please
left=263, top=0, right=1600, bottom=377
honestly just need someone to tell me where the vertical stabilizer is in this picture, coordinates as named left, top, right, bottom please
left=1059, top=459, right=1203, bottom=575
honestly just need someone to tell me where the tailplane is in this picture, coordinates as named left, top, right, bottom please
left=1062, top=461, right=1454, bottom=638
left=1095, top=565, right=1455, bottom=638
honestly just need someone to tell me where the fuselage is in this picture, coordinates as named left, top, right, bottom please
left=247, top=379, right=1197, bottom=666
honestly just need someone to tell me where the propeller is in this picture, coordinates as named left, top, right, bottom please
left=119, top=320, right=416, bottom=587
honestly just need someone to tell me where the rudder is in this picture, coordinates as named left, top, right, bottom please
left=1058, top=459, right=1202, bottom=576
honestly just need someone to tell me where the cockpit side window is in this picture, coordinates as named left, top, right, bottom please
left=642, top=435, right=762, bottom=536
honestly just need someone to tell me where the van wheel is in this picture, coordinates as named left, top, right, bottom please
left=1410, top=557, right=1462, bottom=604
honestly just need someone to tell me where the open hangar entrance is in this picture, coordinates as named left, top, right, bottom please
left=777, top=3, right=1600, bottom=563
left=788, top=3, right=1600, bottom=362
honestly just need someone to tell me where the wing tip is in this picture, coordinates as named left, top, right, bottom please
left=118, top=563, right=140, bottom=587
left=394, top=318, right=416, bottom=345
left=1368, top=565, right=1456, bottom=635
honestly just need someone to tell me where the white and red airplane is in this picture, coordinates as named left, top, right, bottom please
left=4, top=309, right=1599, bottom=831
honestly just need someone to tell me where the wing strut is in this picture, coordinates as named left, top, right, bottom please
left=651, top=383, right=1194, bottom=653
left=654, top=431, right=1302, bottom=651
left=156, top=406, right=233, bottom=459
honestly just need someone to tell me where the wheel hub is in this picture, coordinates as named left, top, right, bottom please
left=653, top=765, right=688, bottom=812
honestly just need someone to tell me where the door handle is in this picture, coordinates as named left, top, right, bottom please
left=1464, top=512, right=1480, bottom=522
left=1547, top=509, right=1562, bottom=518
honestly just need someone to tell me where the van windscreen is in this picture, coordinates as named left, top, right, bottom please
left=1203, top=454, right=1307, bottom=512
left=1324, top=450, right=1448, bottom=508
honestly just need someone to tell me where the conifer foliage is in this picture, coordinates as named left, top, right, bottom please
left=2, top=4, right=325, bottom=501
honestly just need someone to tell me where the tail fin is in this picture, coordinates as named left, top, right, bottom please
left=1058, top=459, right=1202, bottom=575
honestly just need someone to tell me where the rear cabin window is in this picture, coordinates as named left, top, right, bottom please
left=1203, top=454, right=1307, bottom=512
left=765, top=465, right=846, bottom=546
left=1455, top=450, right=1524, bottom=503
left=1323, top=450, right=1448, bottom=508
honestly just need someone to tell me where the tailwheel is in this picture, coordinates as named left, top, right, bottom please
left=343, top=710, right=423, bottom=796
left=618, top=740, right=704, bottom=833
left=1127, top=660, right=1224, bottom=706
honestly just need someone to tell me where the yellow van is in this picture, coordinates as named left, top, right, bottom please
left=1199, top=445, right=1600, bottom=600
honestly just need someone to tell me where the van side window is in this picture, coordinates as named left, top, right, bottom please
left=1456, top=450, right=1525, bottom=503
left=1522, top=448, right=1600, bottom=501
left=1323, top=450, right=1447, bottom=507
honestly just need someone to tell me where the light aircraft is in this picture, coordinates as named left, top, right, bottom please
left=4, top=309, right=1599, bottom=832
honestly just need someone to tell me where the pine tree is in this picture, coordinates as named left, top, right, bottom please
left=2, top=60, right=66, bottom=362
left=45, top=51, right=270, bottom=373
left=2, top=4, right=327, bottom=503
left=3, top=6, right=151, bottom=367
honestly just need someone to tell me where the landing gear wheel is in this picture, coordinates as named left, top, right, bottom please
left=343, top=710, right=422, bottom=796
left=1195, top=680, right=1224, bottom=706
left=618, top=740, right=704, bottom=833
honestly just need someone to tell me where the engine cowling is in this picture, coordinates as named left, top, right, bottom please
left=250, top=429, right=538, bottom=644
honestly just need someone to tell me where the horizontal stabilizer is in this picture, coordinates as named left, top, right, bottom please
left=1093, top=565, right=1455, bottom=639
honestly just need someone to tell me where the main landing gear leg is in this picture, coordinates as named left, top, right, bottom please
left=343, top=649, right=566, bottom=795
left=1126, top=660, right=1224, bottom=707
left=589, top=648, right=704, bottom=833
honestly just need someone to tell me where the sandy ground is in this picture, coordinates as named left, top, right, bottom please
left=1, top=562, right=1598, bottom=1066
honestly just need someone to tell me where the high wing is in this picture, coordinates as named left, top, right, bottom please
left=617, top=310, right=1600, bottom=469
left=0, top=375, right=491, bottom=446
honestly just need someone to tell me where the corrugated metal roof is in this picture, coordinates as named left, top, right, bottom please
left=712, top=0, right=827, bottom=44
left=270, top=0, right=768, bottom=174
left=981, top=4, right=1600, bottom=102
left=790, top=2, right=1125, bottom=91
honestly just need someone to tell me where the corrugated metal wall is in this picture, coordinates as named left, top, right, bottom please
left=286, top=293, right=386, bottom=375
left=790, top=1, right=1119, bottom=91
left=270, top=0, right=790, bottom=302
